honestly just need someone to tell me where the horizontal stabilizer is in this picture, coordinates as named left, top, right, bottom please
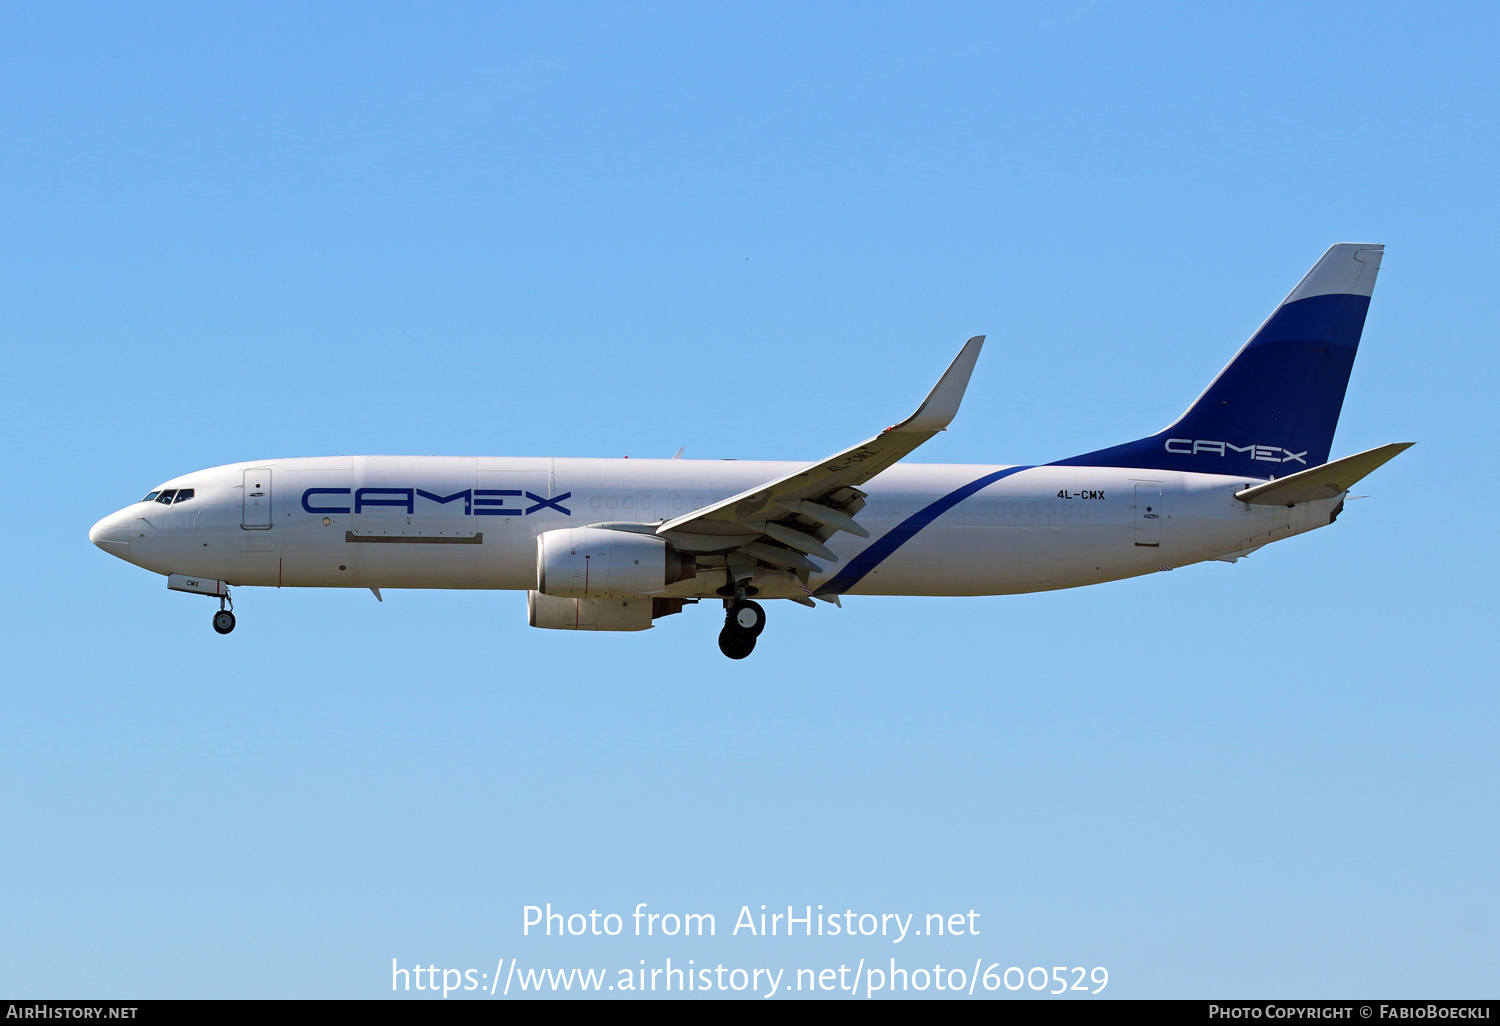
left=1235, top=442, right=1413, bottom=506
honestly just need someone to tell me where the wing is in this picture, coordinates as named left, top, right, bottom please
left=655, top=336, right=985, bottom=587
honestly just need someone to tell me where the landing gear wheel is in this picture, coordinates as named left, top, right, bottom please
left=718, top=625, right=756, bottom=660
left=728, top=600, right=766, bottom=637
left=212, top=610, right=236, bottom=635
left=718, top=599, right=765, bottom=658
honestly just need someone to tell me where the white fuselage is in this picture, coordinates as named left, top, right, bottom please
left=88, top=455, right=1339, bottom=599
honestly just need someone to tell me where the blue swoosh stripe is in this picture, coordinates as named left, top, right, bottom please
left=814, top=465, right=1035, bottom=596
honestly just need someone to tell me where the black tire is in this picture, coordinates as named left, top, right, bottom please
left=718, top=625, right=756, bottom=660
left=212, top=610, right=236, bottom=635
left=727, top=599, right=766, bottom=638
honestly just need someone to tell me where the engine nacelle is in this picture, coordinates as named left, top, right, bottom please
left=536, top=527, right=696, bottom=599
left=527, top=592, right=692, bottom=632
left=527, top=591, right=654, bottom=631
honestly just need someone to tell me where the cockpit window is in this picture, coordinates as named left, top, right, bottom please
left=140, top=487, right=193, bottom=504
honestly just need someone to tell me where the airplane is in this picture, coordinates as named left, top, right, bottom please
left=90, top=243, right=1410, bottom=659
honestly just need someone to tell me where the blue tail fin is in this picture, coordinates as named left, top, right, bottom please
left=1053, top=243, right=1384, bottom=478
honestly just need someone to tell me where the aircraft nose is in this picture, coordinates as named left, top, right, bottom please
left=89, top=511, right=133, bottom=555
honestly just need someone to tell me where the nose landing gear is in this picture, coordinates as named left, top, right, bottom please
left=166, top=575, right=236, bottom=634
left=717, top=598, right=765, bottom=659
left=212, top=592, right=235, bottom=635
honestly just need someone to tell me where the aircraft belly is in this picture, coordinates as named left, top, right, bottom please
left=844, top=520, right=1147, bottom=596
left=836, top=478, right=1308, bottom=597
left=276, top=518, right=537, bottom=590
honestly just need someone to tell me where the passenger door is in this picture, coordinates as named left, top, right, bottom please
left=1133, top=483, right=1161, bottom=547
left=242, top=469, right=272, bottom=529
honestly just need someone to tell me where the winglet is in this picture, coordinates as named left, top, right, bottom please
left=896, top=336, right=985, bottom=433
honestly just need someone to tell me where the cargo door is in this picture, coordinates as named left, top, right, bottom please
left=242, top=469, right=272, bottom=529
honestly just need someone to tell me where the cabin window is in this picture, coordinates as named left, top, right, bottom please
left=606, top=496, right=617, bottom=509
left=591, top=496, right=601, bottom=508
left=1061, top=504, right=1071, bottom=516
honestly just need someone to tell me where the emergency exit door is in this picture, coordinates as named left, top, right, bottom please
left=1134, top=483, right=1160, bottom=547
left=242, top=469, right=272, bottom=529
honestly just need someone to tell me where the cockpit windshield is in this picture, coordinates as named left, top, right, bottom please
left=140, top=488, right=194, bottom=505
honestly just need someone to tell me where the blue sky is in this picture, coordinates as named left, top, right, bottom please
left=2, top=1, right=1496, bottom=999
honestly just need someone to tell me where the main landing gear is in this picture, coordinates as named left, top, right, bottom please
left=212, top=592, right=236, bottom=635
left=718, top=598, right=765, bottom=660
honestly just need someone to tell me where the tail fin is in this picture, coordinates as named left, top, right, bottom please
left=1054, top=243, right=1384, bottom=478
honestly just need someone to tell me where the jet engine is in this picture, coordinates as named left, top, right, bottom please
left=536, top=527, right=697, bottom=599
